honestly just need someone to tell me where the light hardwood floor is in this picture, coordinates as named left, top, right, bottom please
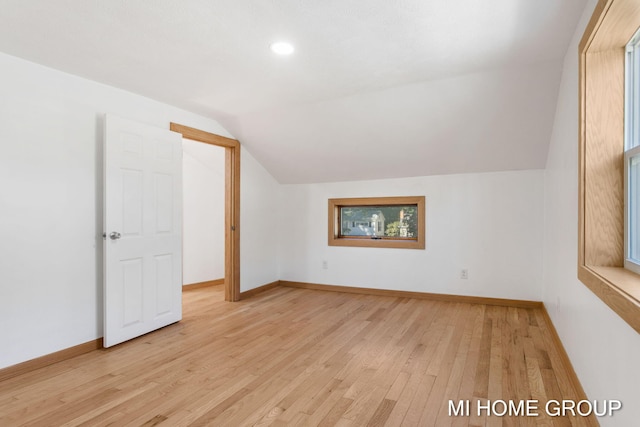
left=0, top=286, right=597, bottom=426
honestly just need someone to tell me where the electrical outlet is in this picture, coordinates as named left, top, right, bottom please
left=322, top=260, right=328, bottom=270
left=460, top=269, right=468, bottom=279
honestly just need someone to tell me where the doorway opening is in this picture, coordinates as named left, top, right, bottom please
left=182, top=138, right=225, bottom=291
left=170, top=123, right=240, bottom=302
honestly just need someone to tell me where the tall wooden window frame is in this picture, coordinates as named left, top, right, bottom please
left=328, top=196, right=425, bottom=249
left=579, top=0, right=640, bottom=333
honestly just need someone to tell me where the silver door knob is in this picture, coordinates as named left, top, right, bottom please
left=109, top=231, right=122, bottom=240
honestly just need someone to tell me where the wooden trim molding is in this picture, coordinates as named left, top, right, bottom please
left=239, top=281, right=280, bottom=300
left=579, top=265, right=640, bottom=333
left=0, top=339, right=103, bottom=382
left=169, top=123, right=239, bottom=148
left=227, top=141, right=241, bottom=302
left=279, top=280, right=543, bottom=309
left=170, top=123, right=241, bottom=302
left=578, top=0, right=640, bottom=333
left=539, top=306, right=592, bottom=410
left=328, top=196, right=425, bottom=249
left=183, top=278, right=224, bottom=291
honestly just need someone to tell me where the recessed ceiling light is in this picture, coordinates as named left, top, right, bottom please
left=270, top=41, right=295, bottom=55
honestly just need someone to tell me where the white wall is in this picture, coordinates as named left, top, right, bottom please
left=0, top=52, right=279, bottom=369
left=543, top=1, right=640, bottom=425
left=240, top=146, right=280, bottom=292
left=278, top=170, right=544, bottom=301
left=182, top=139, right=225, bottom=285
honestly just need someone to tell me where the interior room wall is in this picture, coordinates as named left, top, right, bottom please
left=240, top=146, right=281, bottom=292
left=182, top=139, right=225, bottom=286
left=0, top=51, right=279, bottom=369
left=277, top=170, right=544, bottom=301
left=542, top=1, right=640, bottom=425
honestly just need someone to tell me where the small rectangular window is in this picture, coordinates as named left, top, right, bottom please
left=328, top=196, right=425, bottom=249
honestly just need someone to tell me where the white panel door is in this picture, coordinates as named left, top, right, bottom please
left=104, top=114, right=183, bottom=348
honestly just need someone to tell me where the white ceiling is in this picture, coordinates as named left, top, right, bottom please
left=0, top=0, right=587, bottom=183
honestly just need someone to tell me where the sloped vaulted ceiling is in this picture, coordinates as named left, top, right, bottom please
left=0, top=0, right=587, bottom=183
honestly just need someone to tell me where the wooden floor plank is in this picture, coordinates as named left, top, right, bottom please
left=0, top=286, right=597, bottom=426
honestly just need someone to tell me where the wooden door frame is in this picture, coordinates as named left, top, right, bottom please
left=170, top=123, right=240, bottom=302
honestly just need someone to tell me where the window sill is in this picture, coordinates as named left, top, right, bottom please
left=328, top=237, right=425, bottom=250
left=578, top=265, right=640, bottom=333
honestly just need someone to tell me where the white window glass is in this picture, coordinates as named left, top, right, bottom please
left=629, top=154, right=640, bottom=263
left=624, top=28, right=640, bottom=273
left=339, top=205, right=418, bottom=238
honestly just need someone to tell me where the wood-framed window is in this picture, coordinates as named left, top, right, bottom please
left=579, top=0, right=640, bottom=333
left=328, top=196, right=425, bottom=249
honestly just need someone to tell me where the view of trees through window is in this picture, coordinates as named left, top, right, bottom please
left=340, top=205, right=418, bottom=238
